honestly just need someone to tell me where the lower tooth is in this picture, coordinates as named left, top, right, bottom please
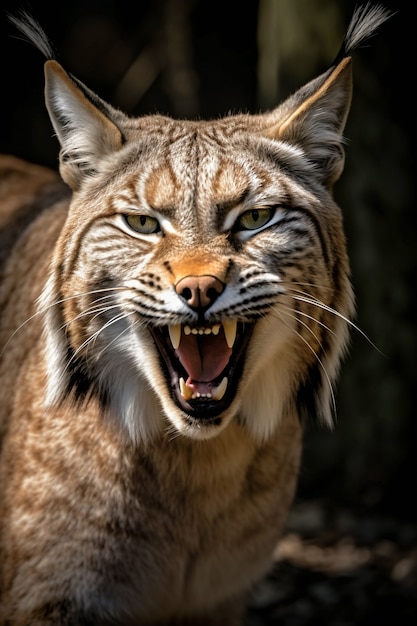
left=211, top=377, right=228, bottom=401
left=180, top=377, right=193, bottom=400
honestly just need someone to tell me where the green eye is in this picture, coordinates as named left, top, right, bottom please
left=125, top=214, right=160, bottom=234
left=237, top=208, right=272, bottom=231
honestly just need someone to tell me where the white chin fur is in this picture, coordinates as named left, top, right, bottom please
left=169, top=413, right=233, bottom=441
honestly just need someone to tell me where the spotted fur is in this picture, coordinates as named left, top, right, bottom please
left=0, top=5, right=390, bottom=625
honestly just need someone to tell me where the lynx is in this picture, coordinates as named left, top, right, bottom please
left=0, top=5, right=390, bottom=625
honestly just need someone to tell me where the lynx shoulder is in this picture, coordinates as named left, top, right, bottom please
left=0, top=5, right=391, bottom=625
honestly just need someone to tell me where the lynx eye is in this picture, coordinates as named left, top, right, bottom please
left=124, top=214, right=160, bottom=234
left=236, top=208, right=272, bottom=231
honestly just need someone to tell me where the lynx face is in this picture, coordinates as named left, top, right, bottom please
left=45, top=113, right=350, bottom=443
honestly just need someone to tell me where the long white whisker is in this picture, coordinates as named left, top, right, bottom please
left=94, top=313, right=138, bottom=360
left=288, top=291, right=382, bottom=354
left=285, top=280, right=333, bottom=293
left=0, top=287, right=124, bottom=358
left=279, top=302, right=337, bottom=339
left=61, top=301, right=120, bottom=331
left=0, top=309, right=45, bottom=358
left=275, top=308, right=337, bottom=417
left=54, top=311, right=132, bottom=392
left=36, top=286, right=125, bottom=314
left=277, top=305, right=325, bottom=352
left=66, top=311, right=130, bottom=369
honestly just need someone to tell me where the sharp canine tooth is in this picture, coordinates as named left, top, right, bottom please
left=223, top=320, right=237, bottom=348
left=168, top=325, right=181, bottom=350
left=212, top=377, right=228, bottom=401
left=180, top=377, right=193, bottom=400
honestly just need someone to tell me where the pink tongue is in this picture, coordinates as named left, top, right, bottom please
left=176, top=331, right=232, bottom=383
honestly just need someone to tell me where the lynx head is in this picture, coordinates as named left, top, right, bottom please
left=13, top=6, right=390, bottom=443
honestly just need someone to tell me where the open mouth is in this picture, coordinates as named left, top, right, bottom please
left=150, top=321, right=253, bottom=421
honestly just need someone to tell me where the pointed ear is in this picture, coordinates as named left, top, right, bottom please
left=264, top=58, right=353, bottom=187
left=44, top=60, right=124, bottom=189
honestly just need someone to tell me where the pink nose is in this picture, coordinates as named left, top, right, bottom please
left=175, top=275, right=225, bottom=310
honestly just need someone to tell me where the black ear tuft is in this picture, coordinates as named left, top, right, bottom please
left=332, top=2, right=393, bottom=65
left=8, top=10, right=57, bottom=60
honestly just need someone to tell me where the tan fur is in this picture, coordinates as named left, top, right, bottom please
left=0, top=6, right=390, bottom=625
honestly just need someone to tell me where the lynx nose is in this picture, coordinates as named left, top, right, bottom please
left=175, top=275, right=225, bottom=311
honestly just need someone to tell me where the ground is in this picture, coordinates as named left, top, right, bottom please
left=245, top=501, right=417, bottom=626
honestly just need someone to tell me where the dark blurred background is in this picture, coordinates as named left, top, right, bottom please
left=0, top=0, right=415, bottom=540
